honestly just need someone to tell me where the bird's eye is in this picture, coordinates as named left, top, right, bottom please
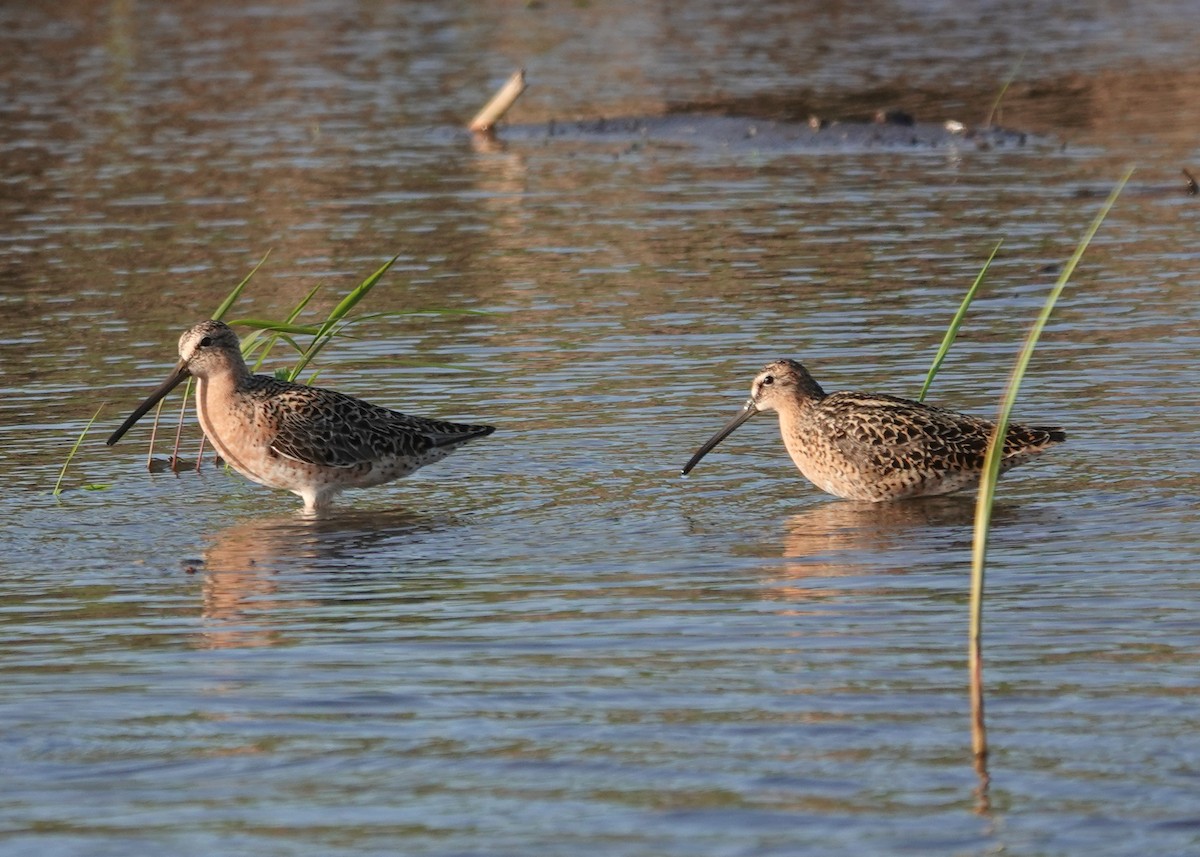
left=761, top=375, right=774, bottom=385
left=199, top=336, right=213, bottom=348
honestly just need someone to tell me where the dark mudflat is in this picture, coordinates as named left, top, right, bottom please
left=490, top=113, right=1041, bottom=153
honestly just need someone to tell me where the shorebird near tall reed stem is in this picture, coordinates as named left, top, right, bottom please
left=682, top=359, right=1064, bottom=501
left=107, top=319, right=494, bottom=511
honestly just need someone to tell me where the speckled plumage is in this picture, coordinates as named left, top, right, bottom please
left=682, top=359, right=1065, bottom=501
left=107, top=320, right=494, bottom=511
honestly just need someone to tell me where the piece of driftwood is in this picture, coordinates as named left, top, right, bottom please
left=468, top=69, right=526, bottom=133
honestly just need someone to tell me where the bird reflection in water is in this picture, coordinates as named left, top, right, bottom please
left=761, top=498, right=979, bottom=604
left=195, top=508, right=449, bottom=649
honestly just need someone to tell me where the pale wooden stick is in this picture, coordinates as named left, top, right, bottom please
left=468, top=69, right=526, bottom=132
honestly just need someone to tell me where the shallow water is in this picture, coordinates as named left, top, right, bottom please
left=2, top=2, right=1200, bottom=855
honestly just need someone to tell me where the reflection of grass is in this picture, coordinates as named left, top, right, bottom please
left=968, top=167, right=1134, bottom=762
left=53, top=404, right=109, bottom=497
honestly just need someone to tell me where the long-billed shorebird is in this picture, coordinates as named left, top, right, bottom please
left=107, top=320, right=495, bottom=511
left=682, top=359, right=1064, bottom=501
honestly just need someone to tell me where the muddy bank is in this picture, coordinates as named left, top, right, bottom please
left=486, top=113, right=1043, bottom=154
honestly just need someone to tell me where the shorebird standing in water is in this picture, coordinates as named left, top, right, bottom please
left=682, top=359, right=1064, bottom=501
left=107, top=320, right=495, bottom=511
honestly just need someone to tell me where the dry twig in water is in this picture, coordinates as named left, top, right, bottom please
left=468, top=69, right=527, bottom=133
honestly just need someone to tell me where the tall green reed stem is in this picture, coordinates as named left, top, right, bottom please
left=969, top=166, right=1134, bottom=761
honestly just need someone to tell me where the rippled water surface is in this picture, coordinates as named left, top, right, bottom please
left=2, top=2, right=1199, bottom=855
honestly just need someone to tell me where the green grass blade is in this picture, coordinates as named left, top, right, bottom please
left=257, top=334, right=306, bottom=370
left=211, top=250, right=271, bottom=321
left=286, top=283, right=323, bottom=323
left=237, top=327, right=267, bottom=352
left=919, top=239, right=1002, bottom=402
left=308, top=256, right=396, bottom=346
left=204, top=255, right=405, bottom=386
left=227, top=319, right=324, bottom=336
left=287, top=255, right=400, bottom=381
left=237, top=328, right=277, bottom=371
left=286, top=321, right=349, bottom=381
left=968, top=165, right=1133, bottom=761
left=322, top=254, right=399, bottom=328
left=984, top=50, right=1027, bottom=127
left=229, top=321, right=323, bottom=372
left=54, top=404, right=105, bottom=497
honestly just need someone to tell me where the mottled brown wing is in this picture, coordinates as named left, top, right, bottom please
left=253, top=379, right=492, bottom=468
left=819, top=392, right=995, bottom=476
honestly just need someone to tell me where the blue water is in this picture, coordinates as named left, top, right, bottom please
left=2, top=2, right=1199, bottom=855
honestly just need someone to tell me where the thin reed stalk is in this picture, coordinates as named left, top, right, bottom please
left=212, top=251, right=271, bottom=321
left=919, top=240, right=1002, bottom=402
left=53, top=405, right=105, bottom=497
left=968, top=166, right=1134, bottom=761
left=984, top=51, right=1027, bottom=127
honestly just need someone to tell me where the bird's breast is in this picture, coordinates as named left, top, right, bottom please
left=194, top=376, right=280, bottom=486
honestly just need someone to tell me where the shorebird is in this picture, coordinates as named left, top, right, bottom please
left=682, top=359, right=1064, bottom=501
left=106, top=320, right=495, bottom=511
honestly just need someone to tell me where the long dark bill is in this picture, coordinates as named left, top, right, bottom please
left=680, top=399, right=759, bottom=476
left=105, top=360, right=191, bottom=446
